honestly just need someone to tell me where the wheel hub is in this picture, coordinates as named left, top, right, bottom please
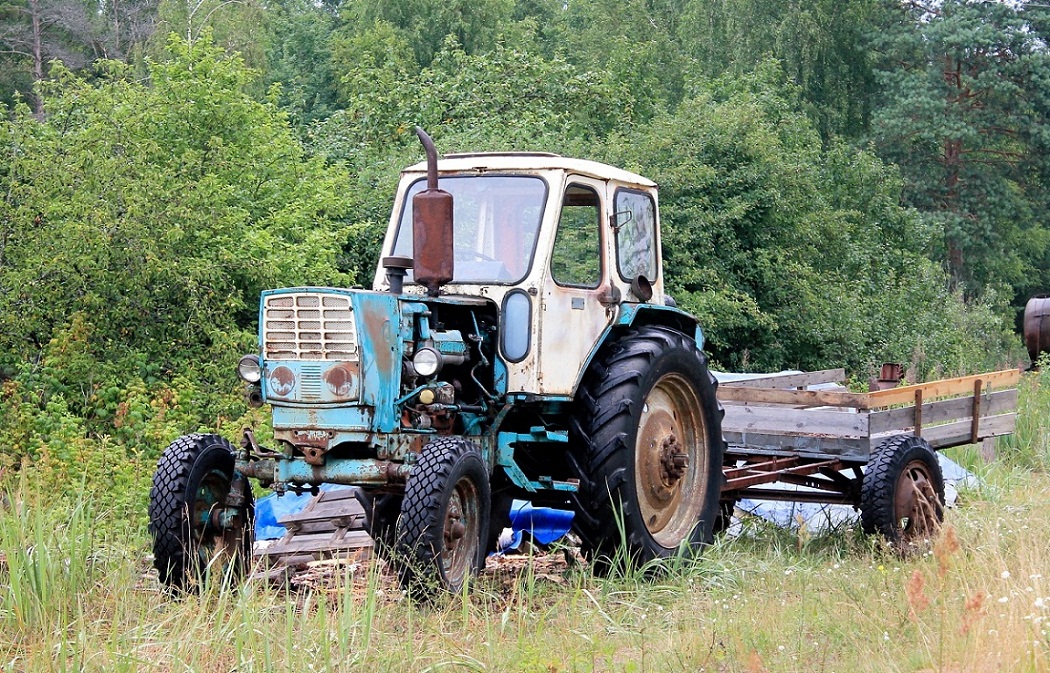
left=445, top=501, right=467, bottom=544
left=659, top=434, right=689, bottom=483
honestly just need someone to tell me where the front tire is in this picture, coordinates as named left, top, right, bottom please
left=355, top=489, right=402, bottom=555
left=395, top=437, right=490, bottom=597
left=569, top=326, right=725, bottom=572
left=148, top=434, right=254, bottom=591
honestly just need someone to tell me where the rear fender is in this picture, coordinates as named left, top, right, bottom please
left=570, top=304, right=702, bottom=395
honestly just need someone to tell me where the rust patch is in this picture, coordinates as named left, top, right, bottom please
left=269, top=366, right=295, bottom=397
left=358, top=310, right=395, bottom=381
left=323, top=362, right=360, bottom=397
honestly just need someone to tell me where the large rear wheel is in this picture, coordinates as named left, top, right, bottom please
left=148, top=434, right=254, bottom=591
left=569, top=325, right=725, bottom=572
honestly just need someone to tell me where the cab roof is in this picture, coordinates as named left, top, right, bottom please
left=401, top=152, right=657, bottom=189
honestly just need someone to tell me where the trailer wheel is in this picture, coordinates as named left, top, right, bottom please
left=355, top=489, right=402, bottom=554
left=569, top=325, right=725, bottom=572
left=148, top=434, right=254, bottom=591
left=861, top=436, right=944, bottom=548
left=395, top=437, right=490, bottom=597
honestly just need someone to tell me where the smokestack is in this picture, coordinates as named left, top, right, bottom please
left=412, top=127, right=454, bottom=297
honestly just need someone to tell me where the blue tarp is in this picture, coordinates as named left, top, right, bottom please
left=254, top=484, right=355, bottom=540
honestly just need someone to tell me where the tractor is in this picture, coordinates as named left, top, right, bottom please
left=148, top=129, right=725, bottom=596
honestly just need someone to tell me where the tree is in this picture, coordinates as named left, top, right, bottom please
left=601, top=65, right=1014, bottom=375
left=684, top=0, right=883, bottom=142
left=334, top=0, right=515, bottom=67
left=0, top=0, right=92, bottom=114
left=263, top=0, right=340, bottom=126
left=0, top=36, right=354, bottom=384
left=870, top=0, right=1050, bottom=298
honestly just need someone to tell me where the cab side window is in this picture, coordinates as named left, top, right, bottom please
left=614, top=189, right=658, bottom=283
left=551, top=185, right=602, bottom=288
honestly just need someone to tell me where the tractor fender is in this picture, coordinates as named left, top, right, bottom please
left=570, top=303, right=704, bottom=396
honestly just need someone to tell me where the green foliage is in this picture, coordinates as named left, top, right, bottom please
left=870, top=0, right=1050, bottom=297
left=603, top=67, right=1017, bottom=375
left=331, top=35, right=630, bottom=148
left=0, top=36, right=346, bottom=496
left=334, top=0, right=516, bottom=67
left=263, top=0, right=341, bottom=126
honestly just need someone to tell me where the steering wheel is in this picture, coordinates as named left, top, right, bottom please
left=455, top=249, right=498, bottom=263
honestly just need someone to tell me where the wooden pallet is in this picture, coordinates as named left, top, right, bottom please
left=253, top=487, right=373, bottom=570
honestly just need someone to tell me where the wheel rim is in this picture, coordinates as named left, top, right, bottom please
left=440, top=474, right=481, bottom=587
left=893, top=459, right=943, bottom=541
left=634, top=372, right=710, bottom=548
left=190, top=468, right=237, bottom=571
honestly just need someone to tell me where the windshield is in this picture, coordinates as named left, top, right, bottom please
left=392, top=175, right=548, bottom=284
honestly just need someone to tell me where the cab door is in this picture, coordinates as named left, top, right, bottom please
left=537, top=176, right=615, bottom=394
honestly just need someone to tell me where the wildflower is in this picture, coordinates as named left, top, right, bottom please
left=1001, top=571, right=1011, bottom=579
left=906, top=570, right=930, bottom=618
left=961, top=591, right=986, bottom=635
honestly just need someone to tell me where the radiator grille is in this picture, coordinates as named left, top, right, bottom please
left=263, top=293, right=359, bottom=361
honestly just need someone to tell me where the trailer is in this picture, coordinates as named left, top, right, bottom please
left=716, top=368, right=1020, bottom=546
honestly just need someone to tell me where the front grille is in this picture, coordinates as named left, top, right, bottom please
left=263, top=292, right=359, bottom=361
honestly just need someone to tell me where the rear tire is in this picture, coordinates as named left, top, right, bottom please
left=395, top=437, right=490, bottom=597
left=148, top=434, right=254, bottom=591
left=861, top=435, right=945, bottom=548
left=568, top=325, right=725, bottom=572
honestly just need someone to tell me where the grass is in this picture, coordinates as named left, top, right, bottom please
left=2, top=376, right=1050, bottom=671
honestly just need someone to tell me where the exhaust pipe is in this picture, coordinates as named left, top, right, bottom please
left=412, top=127, right=454, bottom=297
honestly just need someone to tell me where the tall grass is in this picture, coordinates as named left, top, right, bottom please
left=1, top=374, right=1048, bottom=671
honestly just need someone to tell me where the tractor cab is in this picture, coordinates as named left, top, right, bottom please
left=373, top=152, right=673, bottom=396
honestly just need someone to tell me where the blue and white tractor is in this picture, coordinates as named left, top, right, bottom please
left=148, top=130, right=726, bottom=596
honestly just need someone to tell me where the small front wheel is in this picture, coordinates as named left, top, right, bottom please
left=148, top=434, right=254, bottom=591
left=861, top=435, right=945, bottom=548
left=395, top=438, right=490, bottom=597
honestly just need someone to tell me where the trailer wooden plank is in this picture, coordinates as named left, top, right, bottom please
left=718, top=386, right=872, bottom=409
left=280, top=518, right=365, bottom=536
left=868, top=389, right=1018, bottom=436
left=722, top=404, right=869, bottom=437
left=868, top=413, right=1016, bottom=451
left=718, top=369, right=846, bottom=389
left=865, top=369, right=1020, bottom=408
left=722, top=431, right=870, bottom=459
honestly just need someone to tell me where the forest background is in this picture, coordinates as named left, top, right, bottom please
left=0, top=0, right=1048, bottom=510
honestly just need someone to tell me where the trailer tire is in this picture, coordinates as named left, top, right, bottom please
left=148, top=434, right=254, bottom=592
left=395, top=437, right=490, bottom=598
left=861, top=436, right=944, bottom=548
left=568, top=325, right=725, bottom=573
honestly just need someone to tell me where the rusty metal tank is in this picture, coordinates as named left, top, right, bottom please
left=1024, top=295, right=1050, bottom=362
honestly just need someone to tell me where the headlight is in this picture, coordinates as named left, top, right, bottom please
left=412, top=347, right=442, bottom=377
left=237, top=354, right=262, bottom=383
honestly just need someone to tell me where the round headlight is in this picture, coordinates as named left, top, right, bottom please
left=237, top=354, right=262, bottom=383
left=412, top=347, right=442, bottom=377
